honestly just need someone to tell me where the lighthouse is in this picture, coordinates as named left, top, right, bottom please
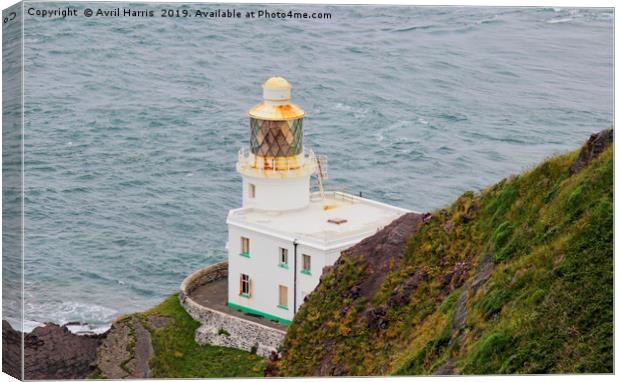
left=236, top=76, right=316, bottom=211
left=226, top=77, right=409, bottom=324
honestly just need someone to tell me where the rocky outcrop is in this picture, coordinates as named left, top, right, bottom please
left=2, top=320, right=104, bottom=380
left=339, top=212, right=424, bottom=302
left=569, top=128, right=613, bottom=175
left=96, top=317, right=155, bottom=379
left=436, top=252, right=494, bottom=375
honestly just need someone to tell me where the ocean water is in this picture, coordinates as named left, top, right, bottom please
left=7, top=4, right=613, bottom=331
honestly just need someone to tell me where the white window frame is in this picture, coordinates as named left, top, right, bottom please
left=240, top=273, right=252, bottom=296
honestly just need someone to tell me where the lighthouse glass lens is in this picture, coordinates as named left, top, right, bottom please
left=250, top=118, right=303, bottom=157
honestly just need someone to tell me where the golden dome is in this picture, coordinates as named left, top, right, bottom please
left=263, top=76, right=291, bottom=89
left=248, top=76, right=305, bottom=120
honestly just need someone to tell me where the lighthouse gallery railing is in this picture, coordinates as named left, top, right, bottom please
left=237, top=146, right=317, bottom=177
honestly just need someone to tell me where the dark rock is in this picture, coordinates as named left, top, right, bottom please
left=2, top=320, right=22, bottom=379
left=269, top=351, right=279, bottom=362
left=569, top=128, right=613, bottom=176
left=349, top=213, right=423, bottom=302
left=440, top=260, right=472, bottom=297
left=1, top=320, right=104, bottom=380
left=264, top=361, right=278, bottom=377
left=387, top=270, right=425, bottom=307
left=341, top=285, right=361, bottom=299
left=366, top=307, right=387, bottom=329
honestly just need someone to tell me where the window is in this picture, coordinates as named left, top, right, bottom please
left=240, top=237, right=250, bottom=257
left=239, top=274, right=252, bottom=297
left=278, top=285, right=288, bottom=309
left=248, top=183, right=256, bottom=198
left=279, top=248, right=288, bottom=268
left=302, top=254, right=311, bottom=275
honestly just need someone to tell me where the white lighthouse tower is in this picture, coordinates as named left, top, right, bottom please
left=226, top=77, right=409, bottom=324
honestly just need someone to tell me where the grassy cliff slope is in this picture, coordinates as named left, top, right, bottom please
left=272, top=130, right=613, bottom=376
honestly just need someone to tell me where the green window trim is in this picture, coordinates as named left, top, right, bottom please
left=301, top=269, right=312, bottom=276
left=240, top=252, right=250, bottom=258
left=239, top=293, right=250, bottom=299
left=227, top=302, right=291, bottom=325
left=278, top=263, right=289, bottom=269
left=277, top=304, right=289, bottom=310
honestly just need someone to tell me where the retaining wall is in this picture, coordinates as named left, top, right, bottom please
left=179, top=261, right=286, bottom=357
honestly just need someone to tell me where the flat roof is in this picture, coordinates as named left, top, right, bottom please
left=227, top=191, right=410, bottom=250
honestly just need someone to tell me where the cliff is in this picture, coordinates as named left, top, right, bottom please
left=3, top=130, right=613, bottom=378
left=270, top=129, right=613, bottom=375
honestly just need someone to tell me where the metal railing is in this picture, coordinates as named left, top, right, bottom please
left=310, top=190, right=359, bottom=204
left=237, top=146, right=316, bottom=177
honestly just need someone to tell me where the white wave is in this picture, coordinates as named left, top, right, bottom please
left=25, top=300, right=119, bottom=332
left=65, top=322, right=111, bottom=335
left=547, top=18, right=574, bottom=24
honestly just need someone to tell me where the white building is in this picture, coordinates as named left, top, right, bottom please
left=226, top=77, right=408, bottom=324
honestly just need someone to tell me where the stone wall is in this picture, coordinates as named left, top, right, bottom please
left=179, top=261, right=286, bottom=358
left=179, top=261, right=229, bottom=296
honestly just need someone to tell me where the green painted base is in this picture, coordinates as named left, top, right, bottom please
left=227, top=301, right=291, bottom=325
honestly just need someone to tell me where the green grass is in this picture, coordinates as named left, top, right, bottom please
left=134, top=294, right=265, bottom=378
left=274, top=131, right=613, bottom=376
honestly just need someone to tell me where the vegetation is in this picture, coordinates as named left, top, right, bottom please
left=91, top=294, right=265, bottom=378
left=274, top=131, right=613, bottom=375
left=143, top=294, right=265, bottom=377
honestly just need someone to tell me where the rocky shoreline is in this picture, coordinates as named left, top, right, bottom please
left=2, top=320, right=104, bottom=380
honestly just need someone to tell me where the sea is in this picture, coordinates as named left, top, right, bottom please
left=2, top=3, right=613, bottom=333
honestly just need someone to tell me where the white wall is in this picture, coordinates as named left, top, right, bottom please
left=241, top=175, right=310, bottom=211
left=227, top=224, right=350, bottom=322
left=227, top=224, right=373, bottom=323
left=228, top=225, right=297, bottom=322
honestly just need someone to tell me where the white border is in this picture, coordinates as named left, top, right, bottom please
left=0, top=1, right=616, bottom=382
